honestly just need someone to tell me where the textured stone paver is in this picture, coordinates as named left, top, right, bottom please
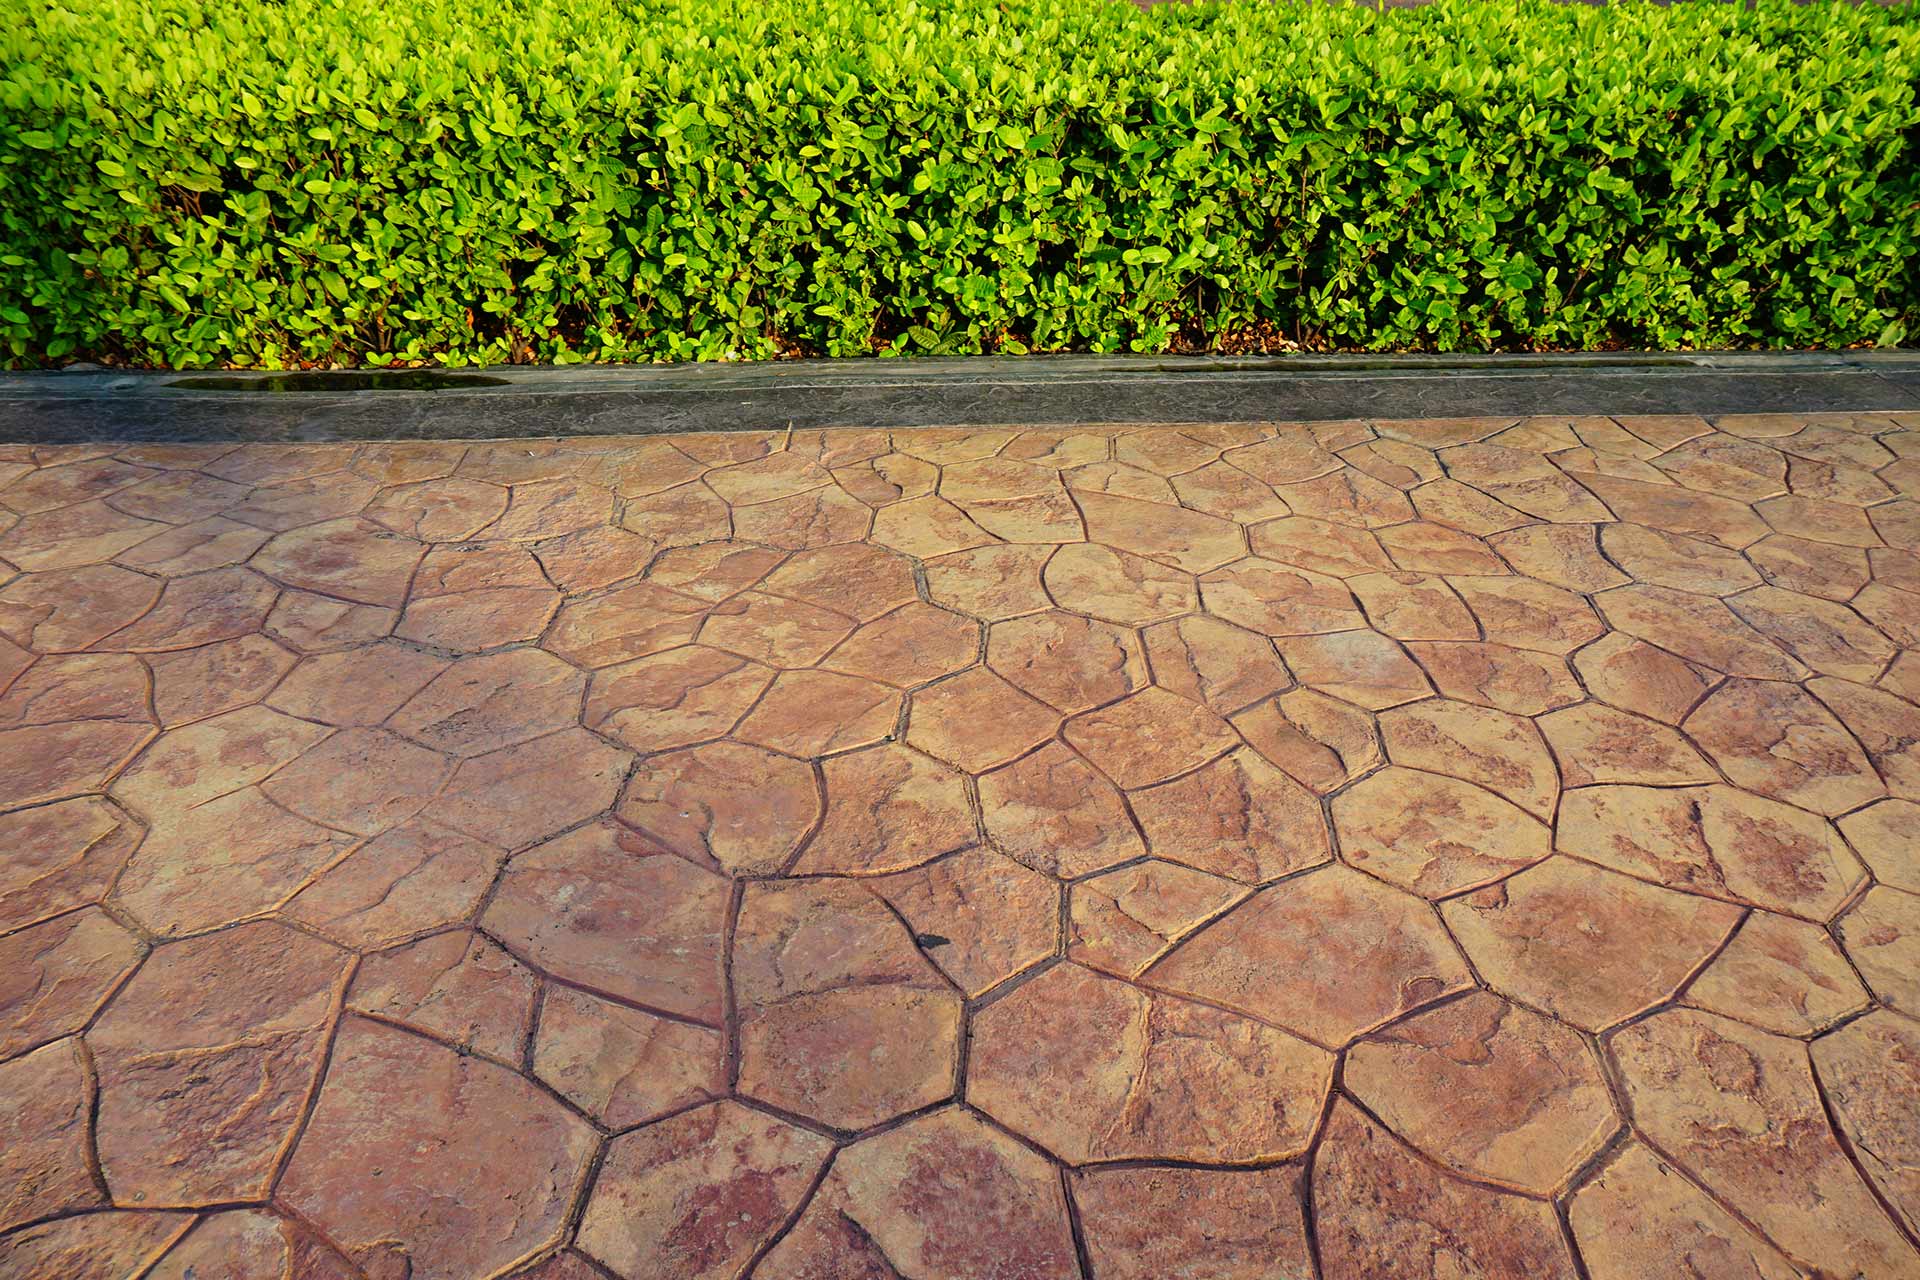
left=4, top=413, right=1920, bottom=1278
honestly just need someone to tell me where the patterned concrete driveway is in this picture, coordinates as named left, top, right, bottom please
left=1, top=413, right=1917, bottom=1280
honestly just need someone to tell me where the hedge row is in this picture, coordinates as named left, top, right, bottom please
left=3, top=0, right=1919, bottom=367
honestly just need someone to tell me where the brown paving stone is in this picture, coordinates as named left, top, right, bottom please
left=1201, top=557, right=1366, bottom=638
left=91, top=921, right=347, bottom=1205
left=113, top=516, right=270, bottom=575
left=1065, top=685, right=1237, bottom=788
left=263, top=588, right=396, bottom=651
left=1654, top=433, right=1790, bottom=500
left=1788, top=454, right=1895, bottom=505
left=1809, top=675, right=1920, bottom=799
left=1230, top=687, right=1382, bottom=792
left=1276, top=465, right=1416, bottom=528
left=1836, top=885, right=1920, bottom=1014
left=1225, top=432, right=1341, bottom=484
left=147, top=633, right=296, bottom=726
left=1075, top=489, right=1243, bottom=570
left=738, top=668, right=901, bottom=757
left=1839, top=798, right=1920, bottom=891
left=1404, top=638, right=1583, bottom=715
left=2, top=456, right=155, bottom=513
left=224, top=472, right=375, bottom=533
left=868, top=493, right=995, bottom=556
left=1872, top=496, right=1920, bottom=548
left=1569, top=631, right=1714, bottom=724
left=986, top=610, right=1143, bottom=713
left=1276, top=628, right=1432, bottom=708
left=428, top=732, right=620, bottom=853
left=1539, top=702, right=1716, bottom=786
left=0, top=1039, right=104, bottom=1231
left=1870, top=545, right=1920, bottom=593
left=1557, top=784, right=1866, bottom=920
left=1071, top=1164, right=1312, bottom=1280
left=1140, top=614, right=1289, bottom=714
left=1448, top=573, right=1604, bottom=654
left=1045, top=541, right=1196, bottom=624
left=1443, top=858, right=1742, bottom=1030
left=0, top=717, right=153, bottom=808
left=969, top=962, right=1332, bottom=1163
left=701, top=589, right=853, bottom=667
left=1488, top=522, right=1628, bottom=591
left=395, top=544, right=557, bottom=651
left=1757, top=492, right=1882, bottom=546
left=387, top=648, right=583, bottom=757
left=1687, top=678, right=1886, bottom=815
left=483, top=821, right=727, bottom=1023
left=1342, top=437, right=1444, bottom=489
left=0, top=500, right=168, bottom=571
left=1313, top=1100, right=1579, bottom=1280
left=267, top=640, right=447, bottom=725
left=1068, top=859, right=1246, bottom=978
left=617, top=741, right=819, bottom=876
left=824, top=600, right=978, bottom=687
left=490, top=477, right=614, bottom=542
left=1684, top=910, right=1869, bottom=1035
left=251, top=516, right=423, bottom=606
left=1334, top=765, right=1552, bottom=897
left=706, top=450, right=832, bottom=505
left=1130, top=747, right=1331, bottom=884
left=922, top=542, right=1052, bottom=619
left=0, top=563, right=161, bottom=652
left=1171, top=458, right=1293, bottom=521
left=873, top=847, right=1058, bottom=996
left=1612, top=1006, right=1920, bottom=1275
left=834, top=450, right=939, bottom=505
left=733, top=878, right=961, bottom=1128
left=1148, top=864, right=1472, bottom=1047
left=1068, top=458, right=1179, bottom=502
left=543, top=580, right=707, bottom=669
left=1345, top=990, right=1618, bottom=1193
left=1445, top=442, right=1614, bottom=522
left=143, top=1209, right=356, bottom=1280
left=1411, top=475, right=1535, bottom=534
left=365, top=476, right=509, bottom=542
left=906, top=668, right=1058, bottom=772
left=732, top=484, right=873, bottom=548
left=1575, top=472, right=1769, bottom=547
left=285, top=817, right=503, bottom=947
left=108, top=471, right=252, bottom=528
left=753, top=1105, right=1078, bottom=1280
left=644, top=541, right=782, bottom=602
left=1747, top=531, right=1872, bottom=599
left=1376, top=519, right=1506, bottom=574
left=760, top=542, right=915, bottom=621
left=532, top=984, right=724, bottom=1128
left=346, top=931, right=537, bottom=1061
left=1597, top=584, right=1808, bottom=678
left=1346, top=570, right=1478, bottom=641
left=1600, top=522, right=1763, bottom=594
left=1568, top=1141, right=1802, bottom=1280
left=261, top=727, right=449, bottom=836
left=978, top=740, right=1144, bottom=878
left=0, top=908, right=141, bottom=1059
left=1727, top=585, right=1896, bottom=681
left=1378, top=698, right=1558, bottom=818
left=530, top=524, right=655, bottom=594
left=794, top=741, right=974, bottom=875
left=1811, top=1009, right=1920, bottom=1238
left=113, top=704, right=328, bottom=815
left=941, top=460, right=1081, bottom=543
left=0, top=1211, right=194, bottom=1280
left=618, top=480, right=732, bottom=548
left=283, top=1016, right=596, bottom=1280
left=585, top=645, right=771, bottom=752
left=1249, top=514, right=1391, bottom=577
left=0, top=652, right=148, bottom=726
left=0, top=796, right=143, bottom=933
left=1855, top=581, right=1920, bottom=650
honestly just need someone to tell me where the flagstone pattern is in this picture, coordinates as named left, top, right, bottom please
left=0, top=412, right=1917, bottom=1278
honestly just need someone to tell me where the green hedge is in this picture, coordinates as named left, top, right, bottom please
left=3, top=0, right=1919, bottom=367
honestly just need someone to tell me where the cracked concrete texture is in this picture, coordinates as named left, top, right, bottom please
left=1, top=412, right=1919, bottom=1278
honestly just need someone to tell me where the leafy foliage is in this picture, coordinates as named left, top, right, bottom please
left=3, top=0, right=1918, bottom=367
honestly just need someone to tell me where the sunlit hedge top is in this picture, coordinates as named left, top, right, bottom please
left=3, top=0, right=1918, bottom=367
